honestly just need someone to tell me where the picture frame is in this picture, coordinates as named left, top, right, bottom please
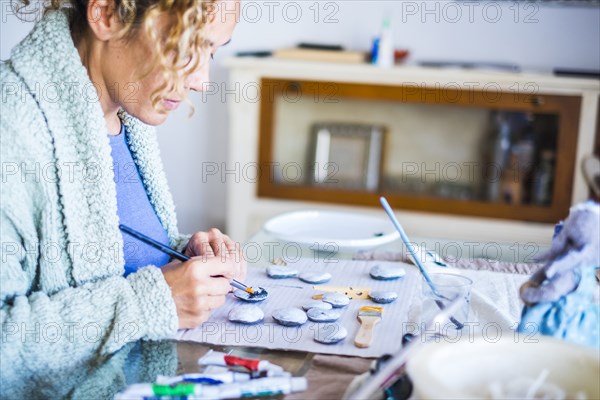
left=308, top=123, right=385, bottom=191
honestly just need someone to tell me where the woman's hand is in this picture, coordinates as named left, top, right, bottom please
left=161, top=255, right=238, bottom=329
left=183, top=228, right=247, bottom=281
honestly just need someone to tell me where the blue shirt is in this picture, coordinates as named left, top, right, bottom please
left=109, top=124, right=171, bottom=275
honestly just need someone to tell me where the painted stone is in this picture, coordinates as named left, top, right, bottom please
left=228, top=304, right=264, bottom=324
left=301, top=300, right=333, bottom=311
left=313, top=324, right=348, bottom=344
left=369, top=264, right=406, bottom=280
left=266, top=265, right=299, bottom=279
left=233, top=287, right=269, bottom=303
left=322, top=292, right=350, bottom=308
left=272, top=307, right=308, bottom=327
left=307, top=308, right=342, bottom=323
left=298, top=271, right=332, bottom=284
left=369, top=290, right=398, bottom=304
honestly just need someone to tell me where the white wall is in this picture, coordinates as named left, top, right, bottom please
left=2, top=1, right=599, bottom=235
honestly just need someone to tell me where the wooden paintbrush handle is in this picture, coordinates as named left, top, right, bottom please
left=354, top=316, right=380, bottom=348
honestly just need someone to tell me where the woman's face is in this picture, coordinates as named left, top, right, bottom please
left=103, top=1, right=239, bottom=126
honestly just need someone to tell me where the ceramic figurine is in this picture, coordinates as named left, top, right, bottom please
left=518, top=201, right=600, bottom=347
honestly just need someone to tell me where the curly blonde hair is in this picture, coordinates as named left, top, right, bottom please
left=19, top=0, right=218, bottom=111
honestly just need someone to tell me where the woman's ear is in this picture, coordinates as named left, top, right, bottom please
left=86, top=0, right=122, bottom=41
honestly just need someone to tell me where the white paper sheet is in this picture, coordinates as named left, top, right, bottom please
left=176, top=258, right=527, bottom=358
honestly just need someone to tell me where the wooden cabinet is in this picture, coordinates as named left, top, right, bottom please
left=257, top=78, right=582, bottom=223
left=224, top=58, right=599, bottom=245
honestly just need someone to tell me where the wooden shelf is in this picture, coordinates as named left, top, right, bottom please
left=257, top=184, right=565, bottom=223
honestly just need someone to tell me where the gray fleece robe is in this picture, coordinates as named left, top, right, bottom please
left=1, top=10, right=189, bottom=395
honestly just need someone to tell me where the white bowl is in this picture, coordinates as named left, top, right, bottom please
left=406, top=336, right=600, bottom=399
left=262, top=210, right=399, bottom=252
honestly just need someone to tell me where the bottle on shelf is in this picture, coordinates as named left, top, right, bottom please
left=374, top=15, right=394, bottom=68
left=499, top=152, right=524, bottom=204
left=485, top=111, right=512, bottom=202
left=532, top=150, right=555, bottom=206
left=511, top=118, right=536, bottom=203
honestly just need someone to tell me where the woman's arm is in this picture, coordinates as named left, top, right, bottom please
left=0, top=210, right=178, bottom=392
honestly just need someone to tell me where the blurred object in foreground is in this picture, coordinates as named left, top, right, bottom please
left=518, top=201, right=600, bottom=347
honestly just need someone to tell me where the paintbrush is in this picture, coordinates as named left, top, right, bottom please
left=119, top=224, right=255, bottom=294
left=379, top=197, right=463, bottom=329
left=354, top=306, right=384, bottom=348
left=379, top=197, right=442, bottom=296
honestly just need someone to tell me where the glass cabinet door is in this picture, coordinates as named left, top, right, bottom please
left=257, top=78, right=581, bottom=223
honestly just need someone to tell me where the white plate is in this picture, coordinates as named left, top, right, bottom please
left=263, top=210, right=399, bottom=251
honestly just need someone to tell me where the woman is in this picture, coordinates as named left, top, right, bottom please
left=0, top=0, right=244, bottom=390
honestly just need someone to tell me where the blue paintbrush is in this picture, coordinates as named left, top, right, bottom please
left=119, top=224, right=254, bottom=294
left=379, top=197, right=441, bottom=295
left=379, top=197, right=463, bottom=329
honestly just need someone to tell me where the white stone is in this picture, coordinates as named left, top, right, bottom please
left=369, top=264, right=406, bottom=280
left=228, top=304, right=264, bottom=324
left=301, top=300, right=333, bottom=311
left=298, top=271, right=332, bottom=284
left=369, top=290, right=398, bottom=304
left=266, top=265, right=299, bottom=279
left=313, top=324, right=347, bottom=344
left=272, top=307, right=307, bottom=327
left=322, top=292, right=350, bottom=308
left=307, top=308, right=342, bottom=323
